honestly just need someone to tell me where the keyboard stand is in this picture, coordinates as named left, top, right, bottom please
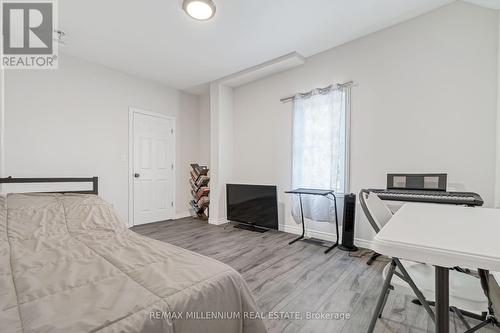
left=367, top=253, right=381, bottom=266
left=285, top=188, right=340, bottom=254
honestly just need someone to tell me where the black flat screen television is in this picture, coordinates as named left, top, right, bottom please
left=226, top=184, right=278, bottom=231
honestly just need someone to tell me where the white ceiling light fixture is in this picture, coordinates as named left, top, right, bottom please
left=182, top=0, right=216, bottom=21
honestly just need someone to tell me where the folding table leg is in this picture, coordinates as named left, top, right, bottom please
left=289, top=194, right=305, bottom=245
left=325, top=193, right=339, bottom=253
left=435, top=266, right=450, bottom=333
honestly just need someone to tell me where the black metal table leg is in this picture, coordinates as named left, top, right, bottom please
left=324, top=193, right=339, bottom=253
left=289, top=194, right=305, bottom=245
left=435, top=266, right=450, bottom=333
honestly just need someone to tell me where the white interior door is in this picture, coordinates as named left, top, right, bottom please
left=132, top=111, right=174, bottom=225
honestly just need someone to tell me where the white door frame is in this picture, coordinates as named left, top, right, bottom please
left=128, top=107, right=176, bottom=227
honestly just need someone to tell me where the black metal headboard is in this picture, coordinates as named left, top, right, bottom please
left=0, top=177, right=98, bottom=195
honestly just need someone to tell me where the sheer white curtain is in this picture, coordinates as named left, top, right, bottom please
left=292, top=87, right=348, bottom=223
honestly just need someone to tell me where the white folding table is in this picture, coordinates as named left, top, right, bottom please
left=373, top=203, right=500, bottom=333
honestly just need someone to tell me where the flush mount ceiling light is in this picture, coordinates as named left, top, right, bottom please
left=182, top=0, right=216, bottom=21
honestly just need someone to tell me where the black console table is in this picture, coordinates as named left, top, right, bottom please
left=285, top=188, right=339, bottom=254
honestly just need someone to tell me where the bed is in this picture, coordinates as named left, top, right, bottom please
left=0, top=178, right=267, bottom=333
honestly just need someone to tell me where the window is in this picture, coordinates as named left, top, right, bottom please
left=292, top=86, right=350, bottom=222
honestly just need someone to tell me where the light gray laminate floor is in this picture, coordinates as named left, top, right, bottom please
left=131, top=218, right=496, bottom=333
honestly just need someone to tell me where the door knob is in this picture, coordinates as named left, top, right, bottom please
left=134, top=173, right=140, bottom=178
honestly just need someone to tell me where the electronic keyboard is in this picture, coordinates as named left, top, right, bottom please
left=369, top=189, right=484, bottom=207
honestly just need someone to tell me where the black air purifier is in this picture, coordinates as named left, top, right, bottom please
left=339, top=193, right=358, bottom=252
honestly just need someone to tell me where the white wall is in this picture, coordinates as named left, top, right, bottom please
left=0, top=68, right=4, bottom=180
left=496, top=9, right=500, bottom=208
left=199, top=93, right=211, bottom=166
left=4, top=54, right=200, bottom=223
left=0, top=32, right=4, bottom=181
left=232, top=1, right=499, bottom=245
left=208, top=83, right=234, bottom=224
left=177, top=93, right=201, bottom=217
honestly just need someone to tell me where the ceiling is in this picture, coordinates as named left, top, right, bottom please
left=59, top=0, right=469, bottom=91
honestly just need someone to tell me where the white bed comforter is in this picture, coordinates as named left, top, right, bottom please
left=0, top=193, right=267, bottom=333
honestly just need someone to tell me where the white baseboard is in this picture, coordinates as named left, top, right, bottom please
left=281, top=224, right=374, bottom=250
left=177, top=217, right=374, bottom=249
left=175, top=211, right=191, bottom=219
left=352, top=238, right=374, bottom=250
left=208, top=217, right=228, bottom=225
